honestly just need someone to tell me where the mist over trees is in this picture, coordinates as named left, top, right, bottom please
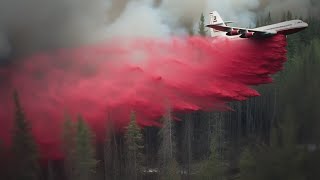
left=0, top=10, right=319, bottom=180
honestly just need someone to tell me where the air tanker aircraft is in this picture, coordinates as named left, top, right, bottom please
left=206, top=11, right=308, bottom=39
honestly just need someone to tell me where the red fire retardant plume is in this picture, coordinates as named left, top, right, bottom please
left=0, top=35, right=287, bottom=159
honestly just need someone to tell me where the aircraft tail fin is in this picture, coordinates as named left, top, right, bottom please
left=209, top=11, right=226, bottom=37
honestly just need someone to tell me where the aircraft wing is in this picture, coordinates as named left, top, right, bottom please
left=206, top=24, right=277, bottom=37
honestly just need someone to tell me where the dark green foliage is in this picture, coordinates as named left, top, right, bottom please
left=74, top=115, right=98, bottom=180
left=11, top=91, right=39, bottom=180
left=62, top=113, right=76, bottom=180
left=239, top=102, right=320, bottom=180
left=239, top=15, right=320, bottom=180
left=124, top=111, right=144, bottom=180
left=61, top=114, right=98, bottom=180
left=278, top=39, right=320, bottom=144
left=162, top=159, right=180, bottom=180
left=198, top=13, right=207, bottom=36
left=239, top=105, right=314, bottom=180
left=196, top=113, right=228, bottom=180
left=265, top=12, right=272, bottom=25
left=240, top=104, right=301, bottom=180
left=240, top=145, right=309, bottom=180
left=197, top=141, right=228, bottom=180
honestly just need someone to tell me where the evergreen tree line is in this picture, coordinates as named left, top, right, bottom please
left=0, top=10, right=319, bottom=180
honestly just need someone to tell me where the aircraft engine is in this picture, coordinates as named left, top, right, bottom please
left=240, top=32, right=255, bottom=38
left=226, top=29, right=240, bottom=36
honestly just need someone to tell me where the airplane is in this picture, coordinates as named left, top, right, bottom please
left=206, top=11, right=308, bottom=39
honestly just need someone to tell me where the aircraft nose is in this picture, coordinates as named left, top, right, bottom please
left=304, top=22, right=309, bottom=28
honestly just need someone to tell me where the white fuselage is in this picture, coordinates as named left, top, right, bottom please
left=254, top=20, right=308, bottom=35
left=213, top=19, right=308, bottom=39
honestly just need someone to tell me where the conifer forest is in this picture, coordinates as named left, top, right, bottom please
left=1, top=6, right=320, bottom=180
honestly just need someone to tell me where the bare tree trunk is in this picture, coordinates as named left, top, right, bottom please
left=104, top=136, right=111, bottom=180
left=112, top=133, right=119, bottom=180
left=47, top=160, right=54, bottom=180
left=183, top=114, right=193, bottom=180
left=158, top=106, right=180, bottom=180
left=104, top=117, right=120, bottom=180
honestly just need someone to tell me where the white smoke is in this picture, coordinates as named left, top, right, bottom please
left=0, top=0, right=110, bottom=57
left=261, top=0, right=319, bottom=19
left=205, top=0, right=260, bottom=27
left=105, top=1, right=171, bottom=38
left=0, top=0, right=318, bottom=60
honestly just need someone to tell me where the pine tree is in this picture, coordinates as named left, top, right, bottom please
left=287, top=11, right=293, bottom=20
left=265, top=11, right=272, bottom=25
left=124, top=111, right=144, bottom=180
left=62, top=113, right=76, bottom=180
left=74, top=115, right=98, bottom=180
left=281, top=12, right=287, bottom=21
left=158, top=107, right=180, bottom=180
left=11, top=90, right=39, bottom=180
left=198, top=13, right=207, bottom=36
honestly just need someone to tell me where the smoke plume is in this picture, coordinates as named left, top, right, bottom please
left=259, top=0, right=320, bottom=18
left=0, top=0, right=318, bottom=60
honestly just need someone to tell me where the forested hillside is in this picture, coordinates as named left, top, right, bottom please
left=0, top=11, right=319, bottom=180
